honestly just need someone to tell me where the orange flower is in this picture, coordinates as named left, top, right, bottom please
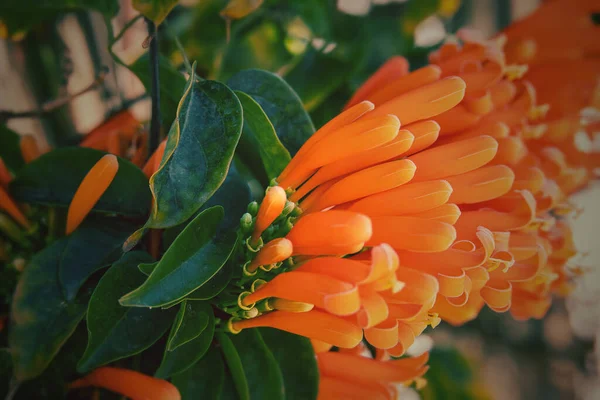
left=251, top=185, right=287, bottom=242
left=69, top=367, right=180, bottom=400
left=0, top=185, right=30, bottom=229
left=316, top=352, right=429, bottom=400
left=66, top=154, right=119, bottom=234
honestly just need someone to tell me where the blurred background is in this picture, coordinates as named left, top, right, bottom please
left=0, top=0, right=598, bottom=399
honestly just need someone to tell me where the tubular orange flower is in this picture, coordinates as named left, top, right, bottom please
left=69, top=367, right=180, bottom=400
left=246, top=237, right=293, bottom=273
left=231, top=310, right=363, bottom=348
left=242, top=271, right=360, bottom=316
left=66, top=154, right=119, bottom=235
left=19, top=134, right=44, bottom=163
left=143, top=139, right=167, bottom=179
left=80, top=110, right=140, bottom=150
left=251, top=185, right=287, bottom=242
left=285, top=211, right=372, bottom=256
left=0, top=185, right=30, bottom=229
left=346, top=56, right=409, bottom=109
left=316, top=352, right=429, bottom=400
left=0, top=158, right=12, bottom=188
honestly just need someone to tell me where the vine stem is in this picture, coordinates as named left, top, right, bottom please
left=146, top=18, right=161, bottom=158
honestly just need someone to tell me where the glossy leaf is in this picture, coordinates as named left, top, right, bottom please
left=10, top=147, right=151, bottom=218
left=234, top=90, right=291, bottom=181
left=167, top=300, right=210, bottom=351
left=227, top=69, right=314, bottom=156
left=137, top=259, right=233, bottom=303
left=58, top=216, right=139, bottom=301
left=229, top=329, right=285, bottom=400
left=120, top=206, right=236, bottom=307
left=216, top=332, right=250, bottom=400
left=138, top=261, right=158, bottom=276
left=0, top=125, right=25, bottom=174
left=9, top=240, right=91, bottom=381
left=155, top=302, right=215, bottom=378
left=77, top=251, right=176, bottom=373
left=162, top=168, right=251, bottom=248
left=128, top=53, right=186, bottom=128
left=259, top=328, right=319, bottom=400
left=126, top=71, right=243, bottom=250
left=171, top=345, right=225, bottom=400
left=132, top=0, right=177, bottom=25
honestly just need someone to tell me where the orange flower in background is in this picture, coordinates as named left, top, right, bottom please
left=69, top=367, right=180, bottom=400
left=316, top=350, right=429, bottom=400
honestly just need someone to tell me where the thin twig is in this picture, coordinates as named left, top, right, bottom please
left=0, top=69, right=108, bottom=121
left=146, top=18, right=161, bottom=158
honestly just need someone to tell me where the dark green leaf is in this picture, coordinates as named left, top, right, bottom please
left=128, top=53, right=186, bottom=128
left=219, top=369, right=240, bottom=400
left=137, top=260, right=233, bottom=302
left=259, top=328, right=319, bottom=400
left=132, top=0, right=177, bottom=25
left=126, top=71, right=243, bottom=249
left=216, top=332, right=249, bottom=400
left=227, top=69, right=314, bottom=156
left=10, top=147, right=151, bottom=218
left=139, top=261, right=158, bottom=276
left=162, top=168, right=251, bottom=248
left=167, top=300, right=210, bottom=351
left=0, top=125, right=25, bottom=174
left=234, top=90, right=291, bottom=182
left=58, top=216, right=139, bottom=301
left=229, top=329, right=285, bottom=400
left=77, top=251, right=176, bottom=373
left=120, top=206, right=236, bottom=307
left=171, top=345, right=225, bottom=400
left=155, top=302, right=215, bottom=378
left=9, top=240, right=91, bottom=381
left=12, top=324, right=89, bottom=399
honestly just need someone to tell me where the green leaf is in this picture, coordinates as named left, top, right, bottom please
left=216, top=332, right=250, bottom=400
left=9, top=147, right=151, bottom=218
left=162, top=168, right=251, bottom=249
left=120, top=206, right=236, bottom=307
left=259, top=328, right=318, bottom=400
left=171, top=345, right=225, bottom=400
left=58, top=216, right=139, bottom=301
left=77, top=251, right=176, bottom=373
left=9, top=240, right=91, bottom=381
left=137, top=257, right=233, bottom=302
left=128, top=53, right=186, bottom=128
left=132, top=0, right=177, bottom=25
left=167, top=300, right=210, bottom=351
left=234, top=90, right=291, bottom=182
left=0, top=125, right=25, bottom=174
left=227, top=69, right=314, bottom=156
left=229, top=329, right=285, bottom=400
left=219, top=369, right=240, bottom=400
left=138, top=261, right=158, bottom=276
left=155, top=301, right=215, bottom=378
left=126, top=70, right=243, bottom=249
